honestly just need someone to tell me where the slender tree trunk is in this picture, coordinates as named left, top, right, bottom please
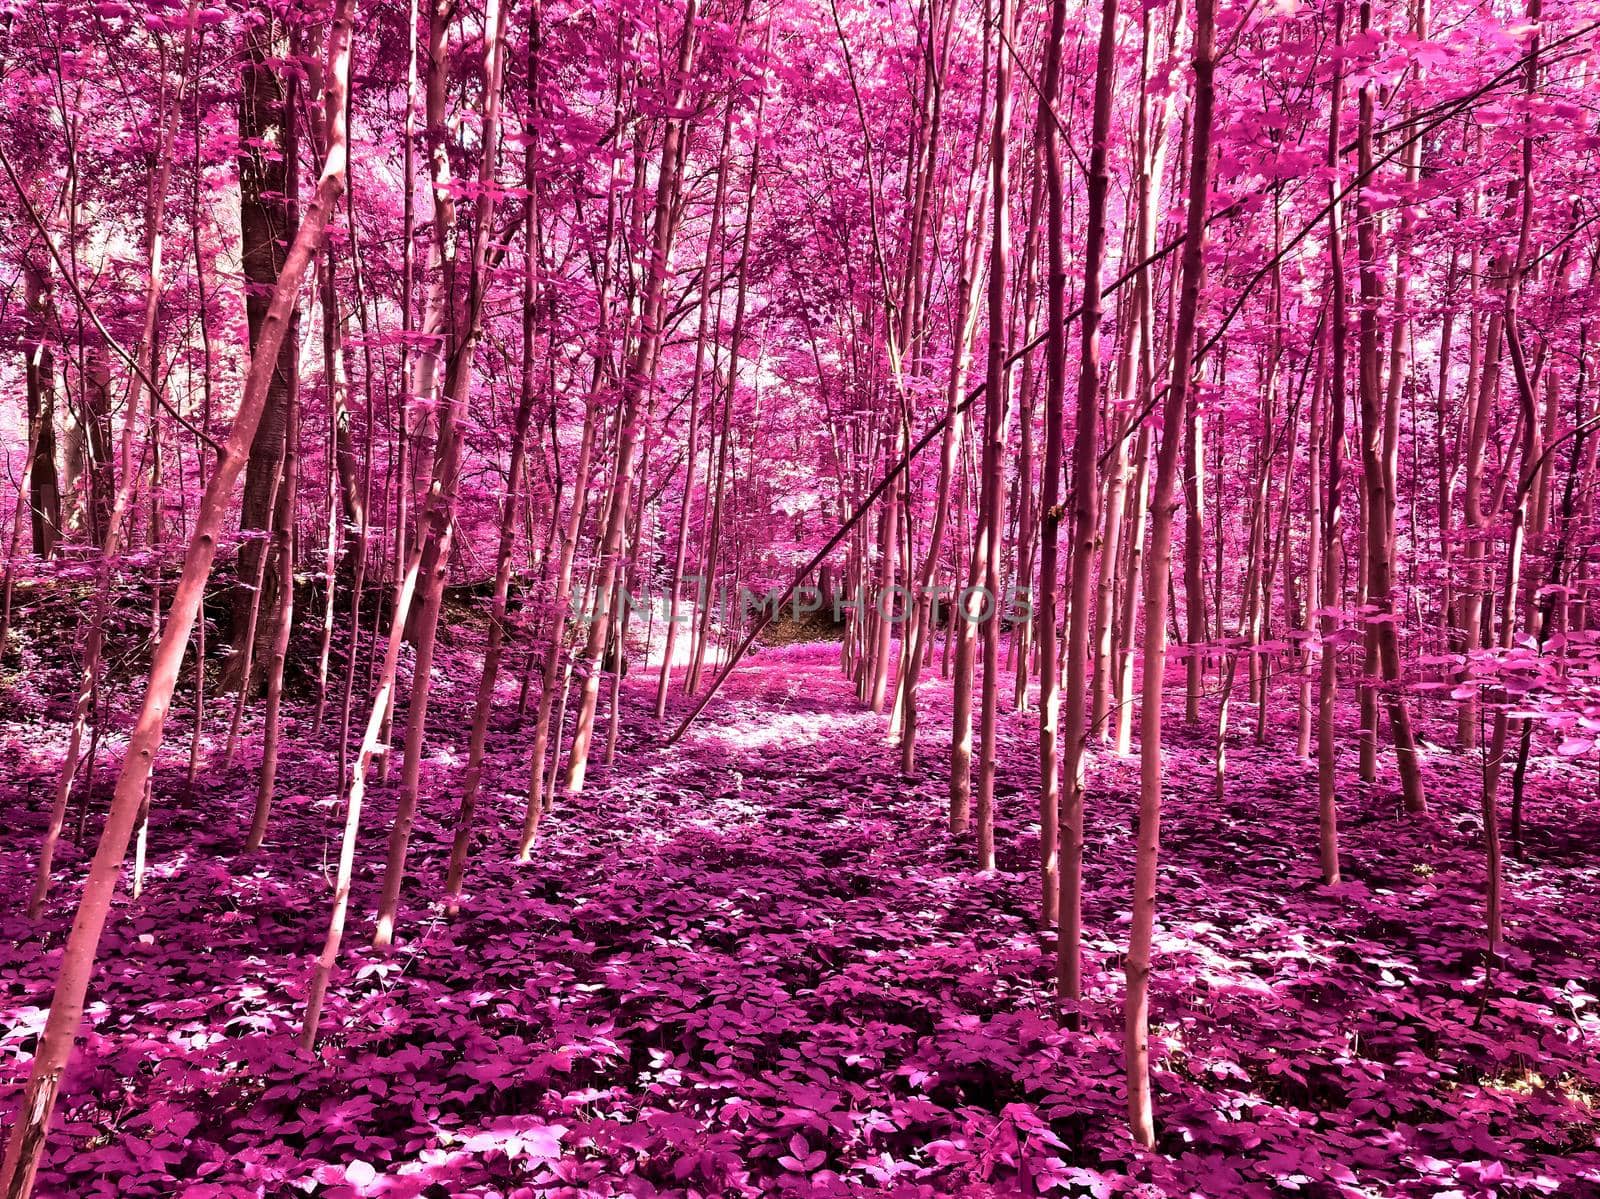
left=1125, top=0, right=1213, bottom=1149
left=655, top=65, right=740, bottom=717
left=1057, top=0, right=1118, bottom=1010
left=312, top=249, right=356, bottom=736
left=187, top=104, right=218, bottom=788
left=519, top=381, right=601, bottom=853
left=335, top=185, right=379, bottom=791
left=1, top=4, right=352, bottom=1184
left=563, top=1, right=701, bottom=798
left=1318, top=2, right=1349, bottom=886
left=1297, top=355, right=1325, bottom=761
left=306, top=515, right=428, bottom=1049
left=372, top=0, right=508, bottom=947
left=246, top=369, right=299, bottom=850
left=1481, top=0, right=1544, bottom=950
left=444, top=9, right=542, bottom=910
left=1354, top=0, right=1425, bottom=814
left=0, top=419, right=47, bottom=665
left=690, top=109, right=762, bottom=705
left=1035, top=0, right=1069, bottom=926
left=17, top=5, right=201, bottom=921
left=220, top=448, right=285, bottom=772
left=971, top=0, right=1014, bottom=873
left=898, top=74, right=987, bottom=777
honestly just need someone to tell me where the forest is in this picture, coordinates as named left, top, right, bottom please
left=1, top=0, right=1598, bottom=1193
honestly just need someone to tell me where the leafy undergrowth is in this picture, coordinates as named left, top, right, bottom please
left=2, top=641, right=1599, bottom=1198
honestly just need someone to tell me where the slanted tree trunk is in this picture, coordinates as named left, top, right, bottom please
left=372, top=0, right=509, bottom=948
left=0, top=3, right=352, bottom=1183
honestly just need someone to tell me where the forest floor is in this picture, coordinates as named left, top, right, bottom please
left=3, top=637, right=1599, bottom=1198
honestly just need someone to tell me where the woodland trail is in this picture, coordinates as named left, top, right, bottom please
left=9, top=1, right=1600, bottom=1194
left=3, top=640, right=1600, bottom=1196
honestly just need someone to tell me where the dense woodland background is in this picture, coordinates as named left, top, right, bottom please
left=2, top=0, right=1600, bottom=1194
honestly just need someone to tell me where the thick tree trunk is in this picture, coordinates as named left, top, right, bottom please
left=230, top=11, right=302, bottom=691
left=22, top=254, right=62, bottom=559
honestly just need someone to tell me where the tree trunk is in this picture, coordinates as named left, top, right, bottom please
left=1125, top=0, right=1213, bottom=1149
left=245, top=368, right=299, bottom=850
left=230, top=10, right=301, bottom=692
left=444, top=6, right=542, bottom=912
left=972, top=0, right=1014, bottom=874
left=18, top=4, right=201, bottom=923
left=1353, top=0, right=1425, bottom=815
left=22, top=253, right=62, bottom=559
left=562, top=0, right=701, bottom=799
left=1035, top=0, right=1069, bottom=928
left=1057, top=0, right=1118, bottom=1011
left=0, top=3, right=352, bottom=1184
left=1318, top=1, right=1350, bottom=886
left=372, top=0, right=509, bottom=948
left=654, top=65, right=740, bottom=717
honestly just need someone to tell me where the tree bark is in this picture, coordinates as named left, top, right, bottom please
left=22, top=253, right=62, bottom=559
left=229, top=9, right=302, bottom=691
